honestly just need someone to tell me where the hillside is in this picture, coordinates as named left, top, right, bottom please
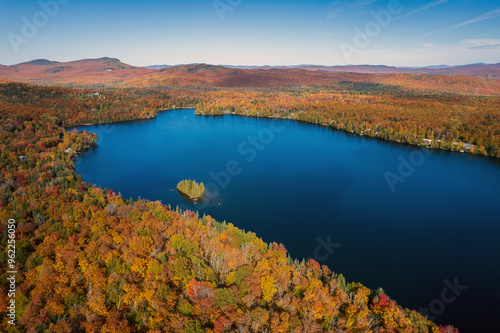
left=299, top=63, right=500, bottom=78
left=0, top=58, right=154, bottom=87
left=144, top=63, right=500, bottom=78
left=1, top=59, right=499, bottom=95
left=0, top=83, right=459, bottom=332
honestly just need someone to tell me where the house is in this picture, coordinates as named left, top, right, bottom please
left=423, top=138, right=433, bottom=145
left=464, top=143, right=472, bottom=150
left=93, top=92, right=100, bottom=97
left=18, top=155, right=26, bottom=161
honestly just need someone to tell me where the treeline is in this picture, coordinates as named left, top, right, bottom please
left=0, top=83, right=460, bottom=332
left=195, top=90, right=500, bottom=158
left=0, top=83, right=198, bottom=127
left=3, top=82, right=497, bottom=158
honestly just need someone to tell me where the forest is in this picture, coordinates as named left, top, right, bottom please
left=0, top=82, right=465, bottom=332
left=1, top=60, right=499, bottom=157
left=194, top=90, right=500, bottom=157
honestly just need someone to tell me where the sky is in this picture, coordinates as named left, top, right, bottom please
left=0, top=0, right=499, bottom=67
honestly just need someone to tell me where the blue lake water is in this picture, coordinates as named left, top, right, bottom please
left=74, top=109, right=500, bottom=332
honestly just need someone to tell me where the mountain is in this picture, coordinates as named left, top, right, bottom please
left=300, top=63, right=500, bottom=78
left=142, top=62, right=500, bottom=77
left=300, top=64, right=404, bottom=74
left=217, top=65, right=262, bottom=70
left=1, top=59, right=499, bottom=95
left=0, top=57, right=154, bottom=86
left=124, top=63, right=500, bottom=95
left=125, top=64, right=345, bottom=89
left=144, top=65, right=173, bottom=70
left=425, top=63, right=500, bottom=77
left=409, top=65, right=451, bottom=69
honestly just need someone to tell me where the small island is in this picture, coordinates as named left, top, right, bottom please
left=177, top=179, right=205, bottom=201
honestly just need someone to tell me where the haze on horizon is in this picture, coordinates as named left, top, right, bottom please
left=1, top=0, right=499, bottom=67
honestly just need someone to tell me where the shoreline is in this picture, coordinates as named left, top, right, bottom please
left=195, top=110, right=496, bottom=159
left=66, top=107, right=495, bottom=160
left=64, top=106, right=197, bottom=129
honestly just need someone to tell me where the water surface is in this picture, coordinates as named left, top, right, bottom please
left=75, top=109, right=500, bottom=332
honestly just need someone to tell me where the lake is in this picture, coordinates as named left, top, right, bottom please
left=74, top=109, right=500, bottom=332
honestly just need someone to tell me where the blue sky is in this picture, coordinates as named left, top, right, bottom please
left=1, top=0, right=499, bottom=66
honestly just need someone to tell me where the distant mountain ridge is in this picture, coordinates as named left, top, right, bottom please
left=144, top=62, right=500, bottom=77
left=295, top=63, right=500, bottom=77
left=0, top=58, right=499, bottom=95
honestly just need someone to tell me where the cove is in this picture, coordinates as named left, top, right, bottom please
left=74, top=109, right=500, bottom=332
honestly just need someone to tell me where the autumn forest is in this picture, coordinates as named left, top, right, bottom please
left=1, top=58, right=499, bottom=332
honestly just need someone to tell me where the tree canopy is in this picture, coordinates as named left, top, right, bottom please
left=0, top=81, right=473, bottom=332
